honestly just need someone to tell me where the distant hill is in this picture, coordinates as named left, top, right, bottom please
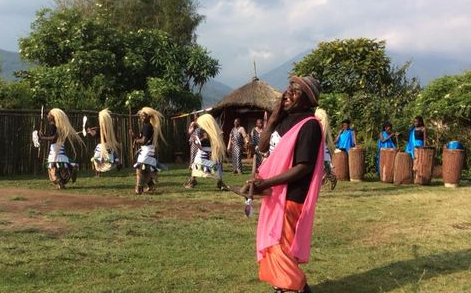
left=387, top=51, right=471, bottom=85
left=0, top=49, right=30, bottom=80
left=260, top=51, right=308, bottom=90
left=260, top=49, right=470, bottom=90
left=198, top=79, right=233, bottom=107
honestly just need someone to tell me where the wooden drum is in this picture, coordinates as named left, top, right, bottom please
left=442, top=148, right=465, bottom=187
left=348, top=147, right=365, bottom=182
left=414, top=147, right=435, bottom=185
left=333, top=149, right=349, bottom=181
left=432, top=165, right=442, bottom=178
left=394, top=152, right=413, bottom=185
left=380, top=148, right=398, bottom=183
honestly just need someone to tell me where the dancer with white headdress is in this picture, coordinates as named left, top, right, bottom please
left=86, top=109, right=122, bottom=176
left=130, top=107, right=165, bottom=194
left=38, top=108, right=85, bottom=189
left=315, top=107, right=337, bottom=190
left=184, top=113, right=229, bottom=191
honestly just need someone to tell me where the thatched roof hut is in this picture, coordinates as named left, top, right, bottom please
left=211, top=77, right=282, bottom=145
left=212, top=77, right=282, bottom=115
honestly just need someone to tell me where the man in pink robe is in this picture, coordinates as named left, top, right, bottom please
left=249, top=75, right=324, bottom=293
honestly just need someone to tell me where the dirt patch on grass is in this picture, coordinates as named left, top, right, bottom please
left=0, top=188, right=248, bottom=234
left=0, top=188, right=156, bottom=235
left=150, top=199, right=249, bottom=221
left=0, top=188, right=152, bottom=213
left=452, top=222, right=471, bottom=230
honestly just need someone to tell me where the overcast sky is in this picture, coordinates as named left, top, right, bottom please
left=1, top=0, right=470, bottom=87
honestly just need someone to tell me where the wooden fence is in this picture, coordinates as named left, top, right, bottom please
left=0, top=109, right=191, bottom=176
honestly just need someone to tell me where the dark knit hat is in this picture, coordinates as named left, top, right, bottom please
left=289, top=75, right=321, bottom=106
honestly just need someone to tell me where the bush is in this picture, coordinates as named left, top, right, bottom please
left=410, top=71, right=471, bottom=173
left=0, top=80, right=34, bottom=109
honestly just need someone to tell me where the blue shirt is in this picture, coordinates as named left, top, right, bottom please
left=337, top=128, right=355, bottom=153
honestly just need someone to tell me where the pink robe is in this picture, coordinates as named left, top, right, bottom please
left=256, top=117, right=324, bottom=263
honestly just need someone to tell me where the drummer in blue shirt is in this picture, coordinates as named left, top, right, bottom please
left=335, top=119, right=356, bottom=153
left=377, top=121, right=399, bottom=178
left=406, top=116, right=427, bottom=159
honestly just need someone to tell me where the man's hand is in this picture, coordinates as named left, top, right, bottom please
left=247, top=178, right=268, bottom=193
left=258, top=93, right=286, bottom=153
left=269, top=93, right=286, bottom=125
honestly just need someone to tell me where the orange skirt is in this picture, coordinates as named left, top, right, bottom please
left=258, top=200, right=306, bottom=291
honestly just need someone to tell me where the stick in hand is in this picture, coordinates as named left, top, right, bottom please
left=244, top=153, right=258, bottom=217
left=37, top=106, right=44, bottom=158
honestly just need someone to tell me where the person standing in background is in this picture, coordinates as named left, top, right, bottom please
left=250, top=118, right=264, bottom=170
left=227, top=118, right=247, bottom=174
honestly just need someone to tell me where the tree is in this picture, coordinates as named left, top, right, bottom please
left=410, top=71, right=471, bottom=156
left=55, top=0, right=204, bottom=44
left=294, top=39, right=394, bottom=96
left=293, top=38, right=420, bottom=140
left=18, top=7, right=219, bottom=114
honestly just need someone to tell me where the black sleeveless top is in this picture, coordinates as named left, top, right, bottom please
left=414, top=129, right=424, bottom=141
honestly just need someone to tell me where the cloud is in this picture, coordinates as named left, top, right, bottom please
left=197, top=0, right=471, bottom=87
left=1, top=0, right=470, bottom=86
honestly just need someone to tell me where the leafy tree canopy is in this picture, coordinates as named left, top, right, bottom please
left=293, top=38, right=420, bottom=140
left=55, top=0, right=204, bottom=45
left=406, top=70, right=471, bottom=169
left=293, top=38, right=394, bottom=96
left=17, top=7, right=219, bottom=114
left=413, top=71, right=471, bottom=126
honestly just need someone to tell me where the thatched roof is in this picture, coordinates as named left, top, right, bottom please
left=212, top=77, right=282, bottom=114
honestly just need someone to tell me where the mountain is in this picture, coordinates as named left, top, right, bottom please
left=0, top=49, right=30, bottom=80
left=387, top=51, right=471, bottom=85
left=198, top=79, right=233, bottom=107
left=260, top=49, right=470, bottom=90
left=260, top=51, right=309, bottom=90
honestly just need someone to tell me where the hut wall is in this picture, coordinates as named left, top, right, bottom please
left=0, top=109, right=189, bottom=176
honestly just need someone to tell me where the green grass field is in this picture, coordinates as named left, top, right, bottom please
left=0, top=165, right=470, bottom=293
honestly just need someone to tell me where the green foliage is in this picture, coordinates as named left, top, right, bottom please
left=294, top=39, right=393, bottom=96
left=56, top=0, right=204, bottom=44
left=147, top=78, right=201, bottom=114
left=0, top=80, right=34, bottom=109
left=186, top=45, right=220, bottom=92
left=410, top=71, right=471, bottom=167
left=362, top=139, right=380, bottom=175
left=17, top=7, right=219, bottom=114
left=294, top=38, right=420, bottom=142
left=413, top=71, right=471, bottom=127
